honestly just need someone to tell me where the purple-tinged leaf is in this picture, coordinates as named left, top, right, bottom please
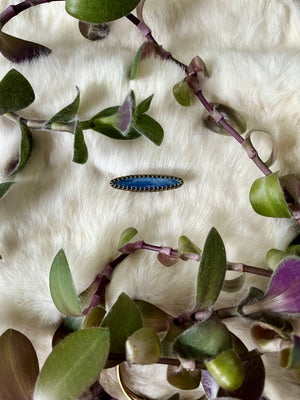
left=242, top=257, right=300, bottom=316
left=157, top=247, right=180, bottom=266
left=0, top=31, right=51, bottom=63
left=280, top=335, right=300, bottom=369
left=78, top=21, right=110, bottom=41
left=187, top=56, right=209, bottom=79
left=201, top=368, right=219, bottom=398
left=243, top=128, right=277, bottom=168
left=129, top=42, right=170, bottom=80
left=203, top=104, right=246, bottom=136
left=280, top=174, right=300, bottom=204
left=94, top=91, right=134, bottom=135
left=0, top=329, right=39, bottom=400
left=119, top=240, right=144, bottom=254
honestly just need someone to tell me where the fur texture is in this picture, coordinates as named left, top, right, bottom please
left=0, top=0, right=300, bottom=398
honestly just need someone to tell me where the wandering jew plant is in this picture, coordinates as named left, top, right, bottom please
left=0, top=1, right=300, bottom=400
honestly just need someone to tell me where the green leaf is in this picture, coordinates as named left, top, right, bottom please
left=125, top=327, right=161, bottom=365
left=205, top=349, right=244, bottom=391
left=222, top=273, right=246, bottom=293
left=196, top=227, right=227, bottom=309
left=280, top=335, right=300, bottom=369
left=82, top=306, right=106, bottom=329
left=49, top=249, right=82, bottom=317
left=173, top=314, right=232, bottom=362
left=0, top=182, right=15, bottom=199
left=249, top=172, right=292, bottom=218
left=134, top=300, right=170, bottom=333
left=101, top=292, right=143, bottom=354
left=34, top=328, right=110, bottom=400
left=135, top=94, right=154, bottom=115
left=173, top=79, right=192, bottom=107
left=129, top=42, right=145, bottom=80
left=133, top=114, right=164, bottom=146
left=88, top=106, right=140, bottom=140
left=8, top=121, right=33, bottom=176
left=202, top=104, right=247, bottom=136
left=65, top=0, right=141, bottom=23
left=266, top=249, right=285, bottom=270
left=46, top=87, right=80, bottom=125
left=0, top=69, right=35, bottom=115
left=0, top=329, right=39, bottom=400
left=178, top=235, right=201, bottom=260
left=118, top=227, right=138, bottom=249
left=167, top=365, right=201, bottom=390
left=0, top=31, right=51, bottom=63
left=73, top=122, right=88, bottom=164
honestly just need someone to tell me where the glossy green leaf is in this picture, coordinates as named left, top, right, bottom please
left=0, top=69, right=35, bottom=115
left=133, top=114, right=164, bottom=146
left=280, top=335, right=300, bottom=369
left=118, top=227, right=138, bottom=249
left=101, top=292, right=143, bottom=353
left=202, top=104, right=246, bottom=136
left=0, top=31, right=51, bottom=63
left=82, top=306, right=106, bottom=329
left=0, top=182, right=15, bottom=199
left=173, top=314, right=232, bottom=362
left=0, top=329, right=39, bottom=400
left=205, top=349, right=244, bottom=391
left=34, top=328, right=110, bottom=400
left=135, top=94, right=154, bottom=115
left=178, top=235, right=201, bottom=260
left=196, top=227, right=227, bottom=309
left=65, top=0, right=141, bottom=23
left=46, top=87, right=80, bottom=126
left=126, top=327, right=161, bottom=365
left=7, top=121, right=33, bottom=176
left=134, top=299, right=170, bottom=333
left=250, top=321, right=290, bottom=352
left=222, top=273, right=246, bottom=293
left=167, top=365, right=201, bottom=390
left=173, top=79, right=192, bottom=107
left=49, top=249, right=82, bottom=316
left=249, top=172, right=292, bottom=218
left=73, top=122, right=88, bottom=164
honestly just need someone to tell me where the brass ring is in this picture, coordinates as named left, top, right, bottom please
left=116, top=363, right=149, bottom=400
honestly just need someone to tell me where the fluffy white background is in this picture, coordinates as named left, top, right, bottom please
left=0, top=0, right=300, bottom=399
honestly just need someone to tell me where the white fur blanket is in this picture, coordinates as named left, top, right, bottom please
left=0, top=0, right=300, bottom=399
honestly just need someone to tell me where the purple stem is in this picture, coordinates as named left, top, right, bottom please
left=126, top=13, right=274, bottom=177
left=109, top=349, right=263, bottom=368
left=0, top=0, right=65, bottom=30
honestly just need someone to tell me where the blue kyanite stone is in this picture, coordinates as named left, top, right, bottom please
left=110, top=174, right=183, bottom=192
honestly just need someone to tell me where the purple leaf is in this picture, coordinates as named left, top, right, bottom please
left=119, top=240, right=144, bottom=254
left=157, top=247, right=179, bottom=267
left=0, top=31, right=51, bottom=63
left=266, top=257, right=300, bottom=297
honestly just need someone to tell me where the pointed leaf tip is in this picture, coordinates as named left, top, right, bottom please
left=49, top=249, right=82, bottom=316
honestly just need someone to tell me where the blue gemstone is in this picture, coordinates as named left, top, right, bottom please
left=110, top=174, right=183, bottom=192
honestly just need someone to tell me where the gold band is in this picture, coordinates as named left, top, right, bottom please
left=116, top=363, right=149, bottom=400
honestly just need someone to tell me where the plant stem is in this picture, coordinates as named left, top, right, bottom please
left=5, top=111, right=76, bottom=133
left=0, top=0, right=65, bottom=30
left=126, top=13, right=273, bottom=176
left=109, top=349, right=263, bottom=368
